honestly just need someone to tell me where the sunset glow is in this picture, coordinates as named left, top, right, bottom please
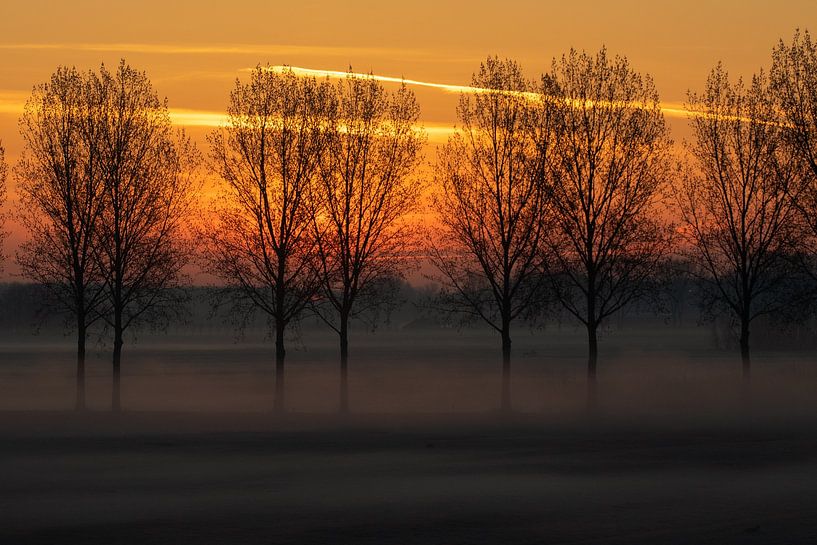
left=0, top=0, right=814, bottom=279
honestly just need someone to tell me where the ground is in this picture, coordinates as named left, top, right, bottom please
left=2, top=325, right=817, bottom=543
left=1, top=412, right=817, bottom=544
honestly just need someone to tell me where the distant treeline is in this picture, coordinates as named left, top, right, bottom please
left=0, top=31, right=816, bottom=412
left=2, top=278, right=815, bottom=351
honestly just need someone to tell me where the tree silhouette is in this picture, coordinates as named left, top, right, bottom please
left=674, top=64, right=809, bottom=379
left=203, top=66, right=333, bottom=412
left=16, top=67, right=108, bottom=410
left=93, top=61, right=198, bottom=411
left=542, top=48, right=673, bottom=406
left=429, top=57, right=552, bottom=412
left=311, top=72, right=424, bottom=413
left=771, top=30, right=817, bottom=264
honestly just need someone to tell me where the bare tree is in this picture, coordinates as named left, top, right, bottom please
left=542, top=48, right=673, bottom=404
left=93, top=60, right=198, bottom=411
left=203, top=66, right=333, bottom=412
left=429, top=57, right=552, bottom=412
left=674, top=64, right=808, bottom=379
left=16, top=67, right=108, bottom=410
left=311, top=72, right=424, bottom=413
left=771, top=30, right=817, bottom=256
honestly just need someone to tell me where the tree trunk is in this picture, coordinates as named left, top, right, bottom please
left=112, top=321, right=123, bottom=412
left=274, top=320, right=286, bottom=413
left=500, top=326, right=511, bottom=412
left=587, top=321, right=598, bottom=411
left=76, top=321, right=86, bottom=411
left=740, top=318, right=750, bottom=381
left=339, top=315, right=349, bottom=414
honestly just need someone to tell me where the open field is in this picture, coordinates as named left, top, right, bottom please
left=2, top=412, right=817, bottom=544
left=3, top=325, right=817, bottom=543
left=2, top=324, right=817, bottom=416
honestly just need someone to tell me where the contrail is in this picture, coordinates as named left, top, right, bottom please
left=264, top=65, right=694, bottom=119
left=267, top=66, right=788, bottom=125
left=265, top=65, right=497, bottom=96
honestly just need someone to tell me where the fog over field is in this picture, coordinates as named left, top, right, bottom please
left=2, top=286, right=817, bottom=543
left=3, top=282, right=817, bottom=419
left=4, top=325, right=817, bottom=419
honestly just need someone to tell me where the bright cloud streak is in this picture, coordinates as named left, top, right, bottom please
left=168, top=109, right=229, bottom=127
left=168, top=110, right=454, bottom=141
left=266, top=65, right=493, bottom=96
left=0, top=91, right=28, bottom=115
left=269, top=66, right=791, bottom=125
left=0, top=92, right=455, bottom=140
left=266, top=66, right=701, bottom=120
left=167, top=108, right=455, bottom=142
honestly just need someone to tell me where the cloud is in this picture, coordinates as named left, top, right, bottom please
left=0, top=42, right=444, bottom=59
left=265, top=65, right=487, bottom=95
left=264, top=65, right=696, bottom=119
left=168, top=107, right=455, bottom=142
left=0, top=91, right=28, bottom=115
left=168, top=109, right=228, bottom=127
left=0, top=92, right=456, bottom=141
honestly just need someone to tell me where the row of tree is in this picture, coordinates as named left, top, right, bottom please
left=2, top=61, right=424, bottom=412
left=431, top=52, right=672, bottom=410
left=202, top=68, right=424, bottom=412
left=433, top=33, right=817, bottom=409
left=0, top=31, right=815, bottom=413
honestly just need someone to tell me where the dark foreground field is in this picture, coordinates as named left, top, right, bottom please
left=2, top=411, right=817, bottom=545
left=3, top=325, right=817, bottom=543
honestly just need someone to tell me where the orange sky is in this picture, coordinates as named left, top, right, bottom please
left=1, top=0, right=815, bottom=278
